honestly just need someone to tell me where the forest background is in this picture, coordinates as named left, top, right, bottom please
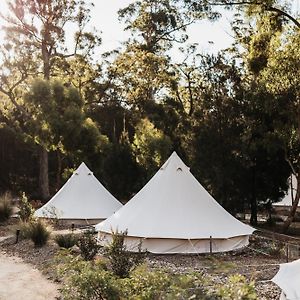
left=0, top=0, right=299, bottom=229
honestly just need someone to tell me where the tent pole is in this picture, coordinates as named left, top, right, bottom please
left=210, top=236, right=212, bottom=254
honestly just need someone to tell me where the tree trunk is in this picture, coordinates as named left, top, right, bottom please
left=250, top=166, right=257, bottom=226
left=282, top=175, right=300, bottom=232
left=38, top=145, right=50, bottom=200
left=55, top=150, right=62, bottom=191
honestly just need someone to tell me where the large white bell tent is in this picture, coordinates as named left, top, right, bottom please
left=35, top=162, right=122, bottom=224
left=95, top=152, right=254, bottom=254
left=272, top=258, right=300, bottom=300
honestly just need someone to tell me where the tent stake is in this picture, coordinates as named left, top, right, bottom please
left=15, top=229, right=20, bottom=244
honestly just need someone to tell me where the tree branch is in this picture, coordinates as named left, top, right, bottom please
left=207, top=1, right=300, bottom=28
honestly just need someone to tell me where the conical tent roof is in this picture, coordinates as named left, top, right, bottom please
left=35, top=162, right=122, bottom=220
left=272, top=259, right=300, bottom=300
left=96, top=152, right=254, bottom=239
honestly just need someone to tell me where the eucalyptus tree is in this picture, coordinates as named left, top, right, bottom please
left=0, top=0, right=101, bottom=199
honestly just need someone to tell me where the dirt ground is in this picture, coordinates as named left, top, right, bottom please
left=0, top=250, right=59, bottom=300
left=1, top=220, right=299, bottom=300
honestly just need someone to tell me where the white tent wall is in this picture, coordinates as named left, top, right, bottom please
left=272, top=259, right=300, bottom=300
left=98, top=233, right=250, bottom=254
left=279, top=292, right=287, bottom=300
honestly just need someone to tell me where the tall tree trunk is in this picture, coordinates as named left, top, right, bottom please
left=282, top=175, right=300, bottom=232
left=38, top=30, right=51, bottom=200
left=250, top=165, right=257, bottom=226
left=56, top=150, right=62, bottom=191
left=38, top=145, right=50, bottom=200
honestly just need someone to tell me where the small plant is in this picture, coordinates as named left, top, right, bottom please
left=18, top=192, right=35, bottom=222
left=29, top=220, right=50, bottom=247
left=104, top=230, right=144, bottom=278
left=0, top=192, right=13, bottom=222
left=17, top=221, right=33, bottom=239
left=77, top=230, right=100, bottom=260
left=55, top=233, right=78, bottom=249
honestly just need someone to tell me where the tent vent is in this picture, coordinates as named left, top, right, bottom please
left=75, top=173, right=79, bottom=175
left=88, top=172, right=92, bottom=175
left=177, top=167, right=182, bottom=171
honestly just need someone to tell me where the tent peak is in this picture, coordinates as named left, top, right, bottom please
left=160, top=151, right=189, bottom=172
left=75, top=162, right=93, bottom=175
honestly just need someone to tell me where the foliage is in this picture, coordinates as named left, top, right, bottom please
left=57, top=253, right=119, bottom=300
left=132, top=118, right=172, bottom=176
left=216, top=274, right=257, bottom=300
left=28, top=220, right=51, bottom=247
left=18, top=192, right=34, bottom=222
left=121, top=265, right=212, bottom=299
left=104, top=230, right=144, bottom=278
left=17, top=221, right=34, bottom=240
left=56, top=251, right=258, bottom=300
left=0, top=192, right=13, bottom=222
left=55, top=234, right=78, bottom=249
left=77, top=231, right=100, bottom=261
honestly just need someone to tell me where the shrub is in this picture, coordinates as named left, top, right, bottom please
left=216, top=274, right=257, bottom=300
left=29, top=220, right=50, bottom=247
left=121, top=265, right=212, bottom=299
left=0, top=192, right=13, bottom=222
left=18, top=192, right=35, bottom=222
left=104, top=230, right=144, bottom=278
left=55, top=233, right=78, bottom=249
left=56, top=252, right=117, bottom=300
left=17, top=221, right=33, bottom=239
left=77, top=231, right=100, bottom=260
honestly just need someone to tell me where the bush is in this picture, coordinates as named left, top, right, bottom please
left=55, top=233, right=78, bottom=249
left=58, top=255, right=118, bottom=300
left=0, top=192, right=13, bottom=222
left=77, top=231, right=100, bottom=260
left=104, top=230, right=144, bottom=278
left=29, top=220, right=50, bottom=247
left=216, top=274, right=257, bottom=300
left=17, top=221, right=33, bottom=239
left=121, top=265, right=212, bottom=299
left=18, top=192, right=35, bottom=222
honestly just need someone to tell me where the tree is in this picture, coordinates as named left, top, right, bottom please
left=132, top=118, right=172, bottom=177
left=0, top=0, right=101, bottom=199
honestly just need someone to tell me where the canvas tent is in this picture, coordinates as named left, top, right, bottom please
left=95, top=152, right=254, bottom=254
left=272, top=258, right=300, bottom=300
left=35, top=162, right=122, bottom=224
left=273, top=175, right=298, bottom=207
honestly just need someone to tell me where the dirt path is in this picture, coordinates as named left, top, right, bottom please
left=0, top=251, right=59, bottom=300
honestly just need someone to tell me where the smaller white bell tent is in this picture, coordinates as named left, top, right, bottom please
left=35, top=162, right=122, bottom=224
left=273, top=175, right=298, bottom=207
left=95, top=152, right=254, bottom=254
left=272, top=259, right=300, bottom=300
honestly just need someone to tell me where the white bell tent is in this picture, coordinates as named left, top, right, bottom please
left=95, top=152, right=254, bottom=254
left=272, top=259, right=300, bottom=300
left=35, top=162, right=122, bottom=224
left=273, top=175, right=298, bottom=207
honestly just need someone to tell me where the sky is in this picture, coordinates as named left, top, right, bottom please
left=0, top=0, right=299, bottom=63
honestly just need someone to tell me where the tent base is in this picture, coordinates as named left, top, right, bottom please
left=98, top=233, right=250, bottom=254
